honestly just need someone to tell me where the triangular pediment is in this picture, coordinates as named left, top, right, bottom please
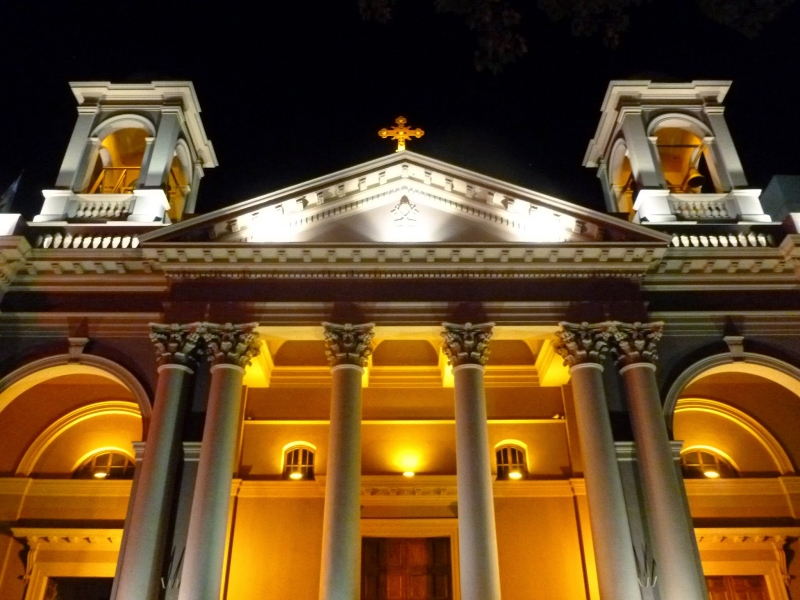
left=139, top=152, right=671, bottom=246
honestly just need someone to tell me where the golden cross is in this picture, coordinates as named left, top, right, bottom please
left=378, top=116, right=424, bottom=152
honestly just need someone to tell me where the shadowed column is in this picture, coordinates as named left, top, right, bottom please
left=556, top=322, right=642, bottom=600
left=112, top=323, right=202, bottom=600
left=318, top=322, right=374, bottom=600
left=178, top=323, right=260, bottom=600
left=607, top=321, right=708, bottom=600
left=441, top=322, right=501, bottom=600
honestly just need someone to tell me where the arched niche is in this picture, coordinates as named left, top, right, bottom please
left=664, top=352, right=800, bottom=471
left=647, top=113, right=719, bottom=193
left=16, top=400, right=142, bottom=477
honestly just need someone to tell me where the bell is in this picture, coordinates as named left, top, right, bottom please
left=683, top=168, right=705, bottom=191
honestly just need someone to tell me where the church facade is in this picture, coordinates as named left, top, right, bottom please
left=0, top=79, right=799, bottom=600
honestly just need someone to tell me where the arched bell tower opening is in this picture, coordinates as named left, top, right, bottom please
left=585, top=80, right=772, bottom=225
left=35, top=81, right=217, bottom=228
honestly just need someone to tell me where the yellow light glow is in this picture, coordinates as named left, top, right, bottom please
left=403, top=471, right=415, bottom=477
left=396, top=452, right=420, bottom=472
left=93, top=471, right=108, bottom=479
left=289, top=472, right=304, bottom=480
left=508, top=471, right=523, bottom=480
left=703, top=470, right=720, bottom=479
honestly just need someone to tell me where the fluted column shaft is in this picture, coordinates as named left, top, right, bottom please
left=609, top=322, right=707, bottom=600
left=442, top=322, right=501, bottom=600
left=113, top=323, right=201, bottom=600
left=319, top=323, right=374, bottom=600
left=178, top=323, right=260, bottom=600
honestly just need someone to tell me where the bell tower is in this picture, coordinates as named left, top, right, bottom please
left=584, top=80, right=770, bottom=224
left=35, top=81, right=217, bottom=224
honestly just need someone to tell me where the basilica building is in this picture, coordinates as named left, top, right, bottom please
left=0, top=79, right=799, bottom=600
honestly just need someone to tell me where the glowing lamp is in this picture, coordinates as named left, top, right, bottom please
left=93, top=471, right=108, bottom=479
left=703, top=470, right=720, bottom=479
left=289, top=472, right=304, bottom=480
left=508, top=471, right=523, bottom=480
left=403, top=471, right=415, bottom=478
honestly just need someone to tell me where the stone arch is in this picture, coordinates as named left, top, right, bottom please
left=90, top=113, right=156, bottom=139
left=647, top=113, right=718, bottom=192
left=664, top=351, right=800, bottom=435
left=0, top=354, right=152, bottom=430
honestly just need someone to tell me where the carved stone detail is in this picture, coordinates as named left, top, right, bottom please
left=202, top=322, right=261, bottom=367
left=555, top=322, right=611, bottom=367
left=605, top=321, right=664, bottom=368
left=441, top=322, right=494, bottom=367
left=322, top=322, right=375, bottom=367
left=150, top=323, right=204, bottom=367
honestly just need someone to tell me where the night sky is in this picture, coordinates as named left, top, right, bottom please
left=1, top=1, right=799, bottom=219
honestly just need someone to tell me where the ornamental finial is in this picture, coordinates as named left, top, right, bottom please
left=378, top=116, right=424, bottom=152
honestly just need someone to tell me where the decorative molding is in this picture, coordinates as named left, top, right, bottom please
left=441, top=322, right=493, bottom=367
left=11, top=528, right=123, bottom=548
left=15, top=400, right=142, bottom=476
left=150, top=322, right=204, bottom=367
left=555, top=322, right=610, bottom=367
left=322, top=322, right=374, bottom=367
left=202, top=322, right=261, bottom=367
left=23, top=479, right=132, bottom=498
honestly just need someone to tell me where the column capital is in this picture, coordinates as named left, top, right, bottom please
left=605, top=321, right=664, bottom=369
left=201, top=322, right=261, bottom=368
left=322, top=322, right=375, bottom=367
left=555, top=322, right=611, bottom=367
left=149, top=322, right=204, bottom=367
left=441, top=322, right=494, bottom=367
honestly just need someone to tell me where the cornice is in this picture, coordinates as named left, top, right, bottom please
left=643, top=244, right=797, bottom=291
left=648, top=311, right=800, bottom=336
left=11, top=527, right=123, bottom=548
left=140, top=242, right=665, bottom=280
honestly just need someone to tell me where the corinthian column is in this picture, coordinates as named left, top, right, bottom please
left=113, top=324, right=202, bottom=600
left=178, top=323, right=260, bottom=600
left=556, top=323, right=641, bottom=600
left=319, top=322, right=374, bottom=600
left=607, top=322, right=707, bottom=600
left=441, top=322, right=501, bottom=600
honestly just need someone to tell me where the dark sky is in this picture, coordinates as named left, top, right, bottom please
left=1, top=0, right=799, bottom=219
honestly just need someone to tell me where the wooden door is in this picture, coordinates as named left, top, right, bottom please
left=362, top=538, right=452, bottom=600
left=706, top=576, right=770, bottom=600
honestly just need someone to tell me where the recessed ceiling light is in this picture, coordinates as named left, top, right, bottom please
left=403, top=471, right=415, bottom=478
